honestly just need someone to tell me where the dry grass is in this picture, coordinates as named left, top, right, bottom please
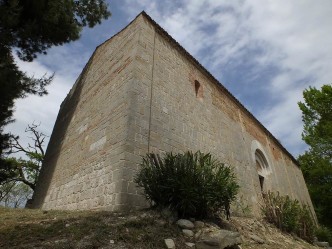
left=0, top=207, right=321, bottom=249
left=0, top=207, right=185, bottom=249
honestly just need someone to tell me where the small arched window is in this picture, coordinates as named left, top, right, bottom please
left=195, top=80, right=203, bottom=99
left=255, top=149, right=269, bottom=192
left=194, top=80, right=201, bottom=97
left=255, top=150, right=268, bottom=171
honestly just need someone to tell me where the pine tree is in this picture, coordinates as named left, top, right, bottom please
left=298, top=84, right=332, bottom=228
left=0, top=0, right=111, bottom=166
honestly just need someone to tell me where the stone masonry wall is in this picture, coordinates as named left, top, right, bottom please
left=32, top=13, right=314, bottom=217
left=32, top=16, right=146, bottom=211
left=126, top=15, right=314, bottom=216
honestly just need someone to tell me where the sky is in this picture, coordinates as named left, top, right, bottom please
left=5, top=0, right=332, bottom=158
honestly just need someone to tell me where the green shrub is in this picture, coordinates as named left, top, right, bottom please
left=297, top=204, right=316, bottom=242
left=135, top=151, right=239, bottom=218
left=315, top=226, right=332, bottom=245
left=261, top=191, right=315, bottom=242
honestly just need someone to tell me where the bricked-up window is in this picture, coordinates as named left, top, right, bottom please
left=194, top=80, right=203, bottom=98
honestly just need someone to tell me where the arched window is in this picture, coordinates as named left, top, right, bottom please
left=255, top=149, right=269, bottom=192
left=195, top=80, right=203, bottom=98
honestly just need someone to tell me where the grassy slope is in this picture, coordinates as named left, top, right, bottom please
left=0, top=207, right=320, bottom=249
left=0, top=207, right=185, bottom=249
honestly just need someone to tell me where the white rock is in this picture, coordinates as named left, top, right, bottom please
left=165, top=238, right=176, bottom=249
left=185, top=242, right=195, bottom=247
left=196, top=229, right=243, bottom=249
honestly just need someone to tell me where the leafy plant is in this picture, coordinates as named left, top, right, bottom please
left=233, top=195, right=252, bottom=217
left=315, top=226, right=332, bottom=245
left=135, top=151, right=239, bottom=218
left=261, top=191, right=315, bottom=242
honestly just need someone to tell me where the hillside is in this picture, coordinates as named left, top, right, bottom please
left=0, top=207, right=322, bottom=249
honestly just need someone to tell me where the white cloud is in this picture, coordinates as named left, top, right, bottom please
left=5, top=34, right=94, bottom=157
left=6, top=0, right=332, bottom=158
left=243, top=0, right=332, bottom=154
left=121, top=0, right=332, bottom=156
left=4, top=55, right=74, bottom=157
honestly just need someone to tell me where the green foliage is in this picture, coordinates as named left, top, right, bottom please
left=0, top=0, right=111, bottom=168
left=0, top=123, right=45, bottom=191
left=0, top=181, right=15, bottom=203
left=315, top=226, right=332, bottom=245
left=298, top=84, right=332, bottom=229
left=298, top=85, right=332, bottom=158
left=0, top=182, right=32, bottom=208
left=135, top=151, right=239, bottom=218
left=0, top=0, right=111, bottom=61
left=0, top=48, right=52, bottom=124
left=0, top=49, right=52, bottom=162
left=231, top=195, right=252, bottom=217
left=298, top=152, right=332, bottom=228
left=261, top=191, right=315, bottom=242
left=0, top=157, right=40, bottom=190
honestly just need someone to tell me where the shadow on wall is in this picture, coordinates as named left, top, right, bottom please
left=30, top=55, right=95, bottom=209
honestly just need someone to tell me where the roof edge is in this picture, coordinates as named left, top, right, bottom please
left=62, top=12, right=146, bottom=107
left=96, top=11, right=146, bottom=50
left=139, top=11, right=300, bottom=167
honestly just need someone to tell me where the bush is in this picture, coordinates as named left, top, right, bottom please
left=135, top=151, right=239, bottom=218
left=315, top=226, right=332, bottom=245
left=261, top=191, right=316, bottom=242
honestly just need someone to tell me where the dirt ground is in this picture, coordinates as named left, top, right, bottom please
left=230, top=216, right=319, bottom=249
left=0, top=207, right=321, bottom=249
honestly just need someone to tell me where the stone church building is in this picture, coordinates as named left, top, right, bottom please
left=31, top=12, right=314, bottom=216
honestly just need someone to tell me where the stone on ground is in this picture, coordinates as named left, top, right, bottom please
left=164, top=238, right=176, bottom=249
left=176, top=219, right=195, bottom=229
left=195, top=221, right=205, bottom=228
left=182, top=229, right=194, bottom=237
left=249, top=233, right=265, bottom=244
left=185, top=242, right=195, bottom=247
left=196, top=228, right=242, bottom=249
left=314, top=241, right=330, bottom=247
